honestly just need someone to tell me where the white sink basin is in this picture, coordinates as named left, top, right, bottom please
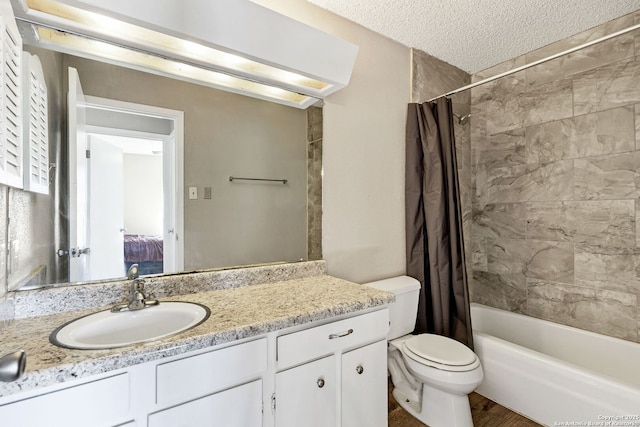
left=50, top=302, right=210, bottom=350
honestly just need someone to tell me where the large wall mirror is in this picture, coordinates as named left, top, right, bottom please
left=6, top=22, right=323, bottom=292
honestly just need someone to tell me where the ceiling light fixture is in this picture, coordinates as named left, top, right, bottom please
left=11, top=0, right=359, bottom=108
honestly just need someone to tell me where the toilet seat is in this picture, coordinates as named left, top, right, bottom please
left=402, top=334, right=480, bottom=372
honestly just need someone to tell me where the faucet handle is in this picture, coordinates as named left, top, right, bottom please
left=0, top=350, right=26, bottom=382
left=127, top=263, right=139, bottom=280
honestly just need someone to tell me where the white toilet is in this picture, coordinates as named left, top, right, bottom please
left=366, top=276, right=483, bottom=427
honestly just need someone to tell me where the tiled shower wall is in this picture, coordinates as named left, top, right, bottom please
left=468, top=12, right=640, bottom=343
left=307, top=106, right=323, bottom=260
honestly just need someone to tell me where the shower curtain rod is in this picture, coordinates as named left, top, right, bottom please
left=426, top=22, right=640, bottom=102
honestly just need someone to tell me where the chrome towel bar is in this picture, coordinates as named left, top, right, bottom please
left=229, top=176, right=288, bottom=184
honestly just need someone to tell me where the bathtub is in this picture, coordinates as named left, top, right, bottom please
left=470, top=303, right=640, bottom=426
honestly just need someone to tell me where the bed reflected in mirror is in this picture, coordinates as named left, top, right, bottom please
left=6, top=42, right=322, bottom=292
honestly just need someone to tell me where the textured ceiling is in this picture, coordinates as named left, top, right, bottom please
left=307, top=0, right=640, bottom=73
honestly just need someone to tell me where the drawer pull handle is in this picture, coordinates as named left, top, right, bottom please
left=317, top=378, right=325, bottom=388
left=329, top=328, right=353, bottom=339
left=356, top=365, right=364, bottom=375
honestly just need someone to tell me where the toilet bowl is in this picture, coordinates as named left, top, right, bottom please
left=365, top=276, right=483, bottom=427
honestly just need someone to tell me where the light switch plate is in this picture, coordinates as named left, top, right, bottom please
left=189, top=187, right=198, bottom=199
left=204, top=187, right=212, bottom=199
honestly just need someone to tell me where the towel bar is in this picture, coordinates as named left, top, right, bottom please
left=229, top=176, right=287, bottom=184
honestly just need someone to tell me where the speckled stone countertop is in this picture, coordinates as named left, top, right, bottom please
left=0, top=270, right=393, bottom=398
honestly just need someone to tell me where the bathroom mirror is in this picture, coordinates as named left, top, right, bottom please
left=7, top=32, right=323, bottom=291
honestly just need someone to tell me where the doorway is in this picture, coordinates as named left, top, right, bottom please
left=68, top=67, right=184, bottom=281
left=85, top=97, right=185, bottom=281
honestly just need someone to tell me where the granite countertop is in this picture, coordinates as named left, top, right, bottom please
left=0, top=275, right=394, bottom=398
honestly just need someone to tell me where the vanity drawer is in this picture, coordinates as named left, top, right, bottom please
left=149, top=379, right=262, bottom=427
left=277, top=309, right=388, bottom=369
left=0, top=373, right=130, bottom=427
left=156, top=337, right=267, bottom=405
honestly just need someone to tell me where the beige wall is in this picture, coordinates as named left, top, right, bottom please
left=254, top=0, right=411, bottom=283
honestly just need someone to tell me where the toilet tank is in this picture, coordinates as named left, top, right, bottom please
left=364, top=276, right=420, bottom=340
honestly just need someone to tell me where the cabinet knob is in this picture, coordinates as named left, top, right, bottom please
left=317, top=378, right=325, bottom=388
left=356, top=365, right=364, bottom=375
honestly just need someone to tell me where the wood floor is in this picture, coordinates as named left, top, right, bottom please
left=388, top=381, right=542, bottom=427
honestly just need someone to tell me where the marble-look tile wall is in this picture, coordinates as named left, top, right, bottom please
left=307, top=106, right=323, bottom=260
left=469, top=11, right=640, bottom=343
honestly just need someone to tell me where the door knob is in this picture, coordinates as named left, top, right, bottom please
left=356, top=365, right=364, bottom=375
left=317, top=378, right=325, bottom=388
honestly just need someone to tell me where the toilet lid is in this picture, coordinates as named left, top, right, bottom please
left=404, top=334, right=476, bottom=367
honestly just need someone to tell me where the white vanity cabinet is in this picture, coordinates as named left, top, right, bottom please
left=341, top=340, right=388, bottom=427
left=0, top=338, right=268, bottom=427
left=0, top=308, right=389, bottom=427
left=0, top=372, right=131, bottom=427
left=275, top=355, right=337, bottom=427
left=148, top=338, right=267, bottom=427
left=148, top=379, right=263, bottom=427
left=274, top=309, right=389, bottom=427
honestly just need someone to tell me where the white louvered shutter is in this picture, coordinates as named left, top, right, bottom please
left=0, top=11, right=22, bottom=188
left=23, top=53, right=48, bottom=194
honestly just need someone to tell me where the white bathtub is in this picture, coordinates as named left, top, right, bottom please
left=470, top=303, right=640, bottom=426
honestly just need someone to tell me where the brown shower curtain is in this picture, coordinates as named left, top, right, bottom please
left=405, top=97, right=473, bottom=349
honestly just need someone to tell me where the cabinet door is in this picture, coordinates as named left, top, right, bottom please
left=341, top=340, right=388, bottom=427
left=275, top=355, right=336, bottom=427
left=0, top=373, right=130, bottom=427
left=148, top=380, right=262, bottom=427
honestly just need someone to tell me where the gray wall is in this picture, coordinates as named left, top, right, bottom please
left=468, top=12, right=640, bottom=343
left=62, top=55, right=308, bottom=270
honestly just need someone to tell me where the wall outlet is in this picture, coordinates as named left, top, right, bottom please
left=189, top=187, right=198, bottom=200
left=204, top=187, right=212, bottom=199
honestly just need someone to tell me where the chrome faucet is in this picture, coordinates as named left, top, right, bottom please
left=127, top=279, right=159, bottom=311
left=111, top=264, right=159, bottom=312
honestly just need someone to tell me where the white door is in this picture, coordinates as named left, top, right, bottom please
left=162, top=131, right=176, bottom=273
left=275, top=355, right=337, bottom=427
left=87, top=135, right=125, bottom=280
left=68, top=67, right=89, bottom=282
left=341, top=340, right=388, bottom=427
left=84, top=95, right=184, bottom=276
